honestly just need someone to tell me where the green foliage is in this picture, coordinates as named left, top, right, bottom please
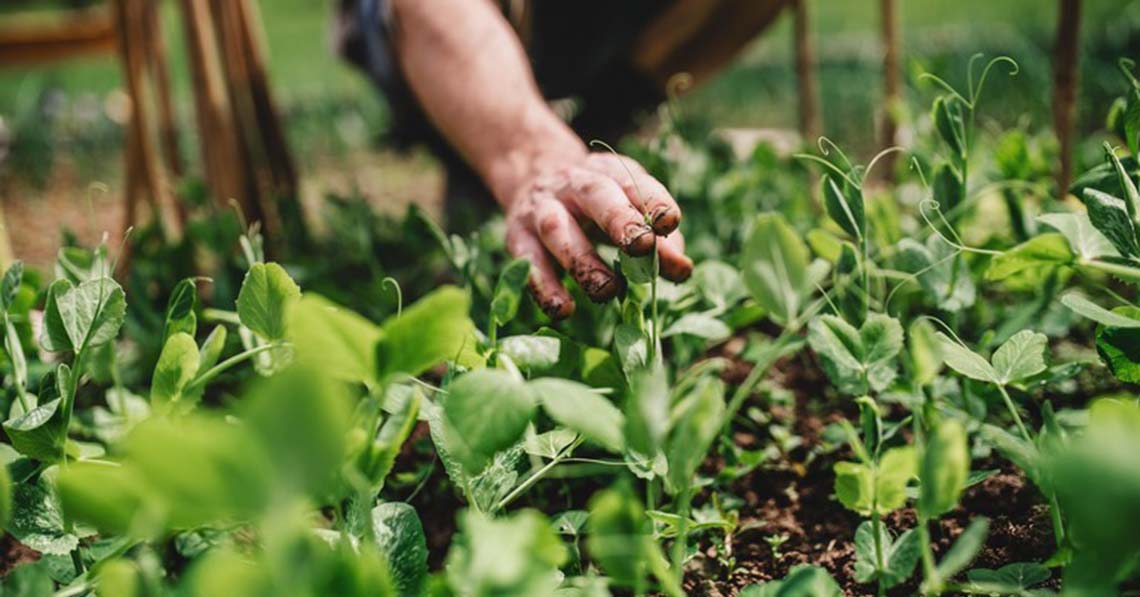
left=919, top=419, right=970, bottom=519
left=834, top=446, right=916, bottom=516
left=530, top=378, right=625, bottom=453
left=372, top=502, right=428, bottom=596
left=807, top=313, right=903, bottom=395
left=376, top=286, right=477, bottom=380
left=236, top=263, right=302, bottom=341
left=853, top=522, right=920, bottom=588
left=446, top=510, right=566, bottom=596
left=741, top=213, right=827, bottom=326
left=491, top=258, right=530, bottom=327
left=440, top=369, right=536, bottom=474
left=740, top=566, right=843, bottom=596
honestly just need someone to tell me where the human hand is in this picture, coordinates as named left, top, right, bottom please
left=502, top=152, right=692, bottom=320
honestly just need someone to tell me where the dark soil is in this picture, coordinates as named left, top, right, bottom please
left=0, top=535, right=40, bottom=577
left=682, top=353, right=1061, bottom=597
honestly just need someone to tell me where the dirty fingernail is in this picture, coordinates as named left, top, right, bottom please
left=651, top=207, right=680, bottom=234
left=623, top=224, right=655, bottom=256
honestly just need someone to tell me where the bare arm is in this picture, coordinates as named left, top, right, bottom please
left=389, top=0, right=691, bottom=318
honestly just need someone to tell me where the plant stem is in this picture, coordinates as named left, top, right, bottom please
left=995, top=385, right=1032, bottom=443
left=183, top=343, right=286, bottom=395
left=650, top=240, right=661, bottom=366
left=671, top=486, right=693, bottom=590
left=493, top=436, right=583, bottom=513
left=872, top=511, right=886, bottom=597
left=918, top=518, right=940, bottom=594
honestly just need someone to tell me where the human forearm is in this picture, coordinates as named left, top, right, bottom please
left=389, top=0, right=580, bottom=207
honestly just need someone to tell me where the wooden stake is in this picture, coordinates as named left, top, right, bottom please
left=1053, top=0, right=1081, bottom=199
left=792, top=0, right=820, bottom=143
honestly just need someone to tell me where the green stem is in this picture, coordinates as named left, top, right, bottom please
left=671, top=486, right=693, bottom=589
left=995, top=385, right=1032, bottom=444
left=1048, top=493, right=1066, bottom=547
left=918, top=519, right=940, bottom=594
left=183, top=343, right=286, bottom=395
left=872, top=511, right=886, bottom=597
left=493, top=436, right=583, bottom=513
left=650, top=240, right=661, bottom=366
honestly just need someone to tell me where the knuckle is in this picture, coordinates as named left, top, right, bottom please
left=536, top=212, right=562, bottom=236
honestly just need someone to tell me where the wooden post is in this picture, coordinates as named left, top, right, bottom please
left=792, top=0, right=821, bottom=143
left=878, top=0, right=900, bottom=179
left=1053, top=0, right=1081, bottom=199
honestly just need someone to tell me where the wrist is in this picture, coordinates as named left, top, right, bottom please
left=481, top=104, right=586, bottom=209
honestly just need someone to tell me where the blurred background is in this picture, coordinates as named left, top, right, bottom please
left=0, top=0, right=1136, bottom=270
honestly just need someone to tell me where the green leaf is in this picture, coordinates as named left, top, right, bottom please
left=613, top=323, right=648, bottom=377
left=665, top=377, right=725, bottom=495
left=985, top=233, right=1074, bottom=282
left=808, top=313, right=903, bottom=395
left=95, top=559, right=142, bottom=597
left=1, top=261, right=24, bottom=312
left=499, top=335, right=561, bottom=374
left=853, top=522, right=920, bottom=588
left=376, top=286, right=475, bottom=380
left=625, top=365, right=669, bottom=456
left=991, top=330, right=1048, bottom=384
left=933, top=95, right=967, bottom=158
left=934, top=332, right=997, bottom=383
left=441, top=369, right=536, bottom=473
left=1107, top=144, right=1140, bottom=220
left=0, top=463, right=10, bottom=529
left=491, top=258, right=530, bottom=327
left=834, top=446, right=916, bottom=516
left=163, top=278, right=198, bottom=342
left=40, top=277, right=126, bottom=353
left=150, top=333, right=200, bottom=411
left=620, top=252, right=655, bottom=285
left=966, top=562, right=1051, bottom=592
left=689, top=260, right=745, bottom=309
left=1095, top=306, right=1140, bottom=383
left=372, top=502, right=428, bottom=597
left=1061, top=293, right=1140, bottom=328
left=236, top=262, right=301, bottom=341
left=197, top=326, right=227, bottom=372
left=524, top=429, right=578, bottom=460
left=9, top=478, right=86, bottom=556
left=1083, top=189, right=1140, bottom=258
left=3, top=398, right=65, bottom=462
left=740, top=565, right=843, bottom=597
left=447, top=509, right=566, bottom=596
left=918, top=419, right=970, bottom=519
left=587, top=485, right=665, bottom=589
left=932, top=162, right=965, bottom=214
left=1037, top=212, right=1119, bottom=260
left=934, top=518, right=990, bottom=581
left=661, top=312, right=731, bottom=341
left=741, top=213, right=825, bottom=326
left=531, top=378, right=624, bottom=453
left=290, top=294, right=382, bottom=385
left=909, top=319, right=943, bottom=386
left=821, top=174, right=865, bottom=240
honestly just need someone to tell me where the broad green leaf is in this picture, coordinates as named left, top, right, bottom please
left=3, top=398, right=65, bottom=462
left=808, top=314, right=902, bottom=395
left=447, top=510, right=566, bottom=596
left=908, top=319, right=943, bottom=386
left=1, top=261, right=24, bottom=312
left=40, top=277, right=126, bottom=353
left=524, top=429, right=578, bottom=460
left=689, top=260, right=745, bottom=309
left=661, top=312, right=731, bottom=341
left=360, top=387, right=421, bottom=491
left=613, top=323, right=648, bottom=377
left=933, top=518, right=990, bottom=582
left=665, top=377, right=725, bottom=495
left=9, top=478, right=87, bottom=555
left=163, top=278, right=198, bottom=342
left=620, top=252, right=655, bottom=285
left=150, top=333, right=200, bottom=411
left=587, top=485, right=667, bottom=590
left=933, top=95, right=967, bottom=158
left=236, top=262, right=301, bottom=341
left=1061, top=292, right=1140, bottom=328
left=966, top=562, right=1050, bottom=592
left=372, top=502, right=428, bottom=597
left=1083, top=188, right=1139, bottom=258
left=934, top=333, right=997, bottom=383
left=834, top=446, right=916, bottom=516
left=991, top=330, right=1048, bottom=384
left=1038, top=212, right=1119, bottom=260
left=96, top=559, right=142, bottom=597
left=741, top=213, right=825, bottom=325
left=740, top=565, right=843, bottom=597
left=625, top=365, right=669, bottom=456
left=985, top=233, right=1074, bottom=282
left=896, top=237, right=976, bottom=311
left=822, top=174, right=864, bottom=239
left=499, top=335, right=561, bottom=374
left=197, top=326, right=227, bottom=372
left=932, top=162, right=965, bottom=214
left=376, top=286, right=475, bottom=380
left=1094, top=306, right=1140, bottom=383
left=1107, top=144, right=1140, bottom=219
left=290, top=294, right=382, bottom=385
left=853, top=522, right=920, bottom=588
left=441, top=369, right=536, bottom=473
left=918, top=419, right=970, bottom=518
left=531, top=378, right=624, bottom=453
left=491, top=258, right=530, bottom=327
